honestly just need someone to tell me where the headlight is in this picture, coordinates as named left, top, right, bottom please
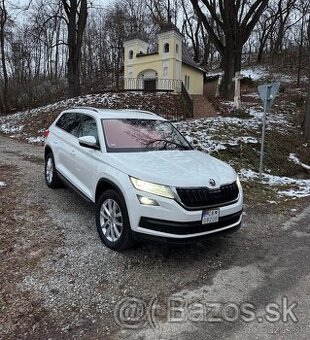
left=130, top=177, right=174, bottom=199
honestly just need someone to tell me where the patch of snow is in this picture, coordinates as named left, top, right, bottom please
left=239, top=169, right=310, bottom=198
left=174, top=111, right=291, bottom=153
left=0, top=181, right=6, bottom=188
left=221, top=101, right=234, bottom=109
left=238, top=136, right=258, bottom=144
left=241, top=67, right=268, bottom=80
left=288, top=153, right=310, bottom=171
left=0, top=123, right=24, bottom=134
left=243, top=93, right=260, bottom=99
left=277, top=188, right=310, bottom=198
left=289, top=153, right=300, bottom=164
left=26, top=136, right=46, bottom=144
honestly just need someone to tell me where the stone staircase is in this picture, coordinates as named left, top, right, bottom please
left=191, top=95, right=217, bottom=118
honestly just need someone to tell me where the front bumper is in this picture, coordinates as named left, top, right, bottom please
left=133, top=220, right=242, bottom=244
left=124, top=180, right=243, bottom=241
left=139, top=210, right=242, bottom=235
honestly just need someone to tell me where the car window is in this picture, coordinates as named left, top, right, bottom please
left=55, top=112, right=82, bottom=136
left=78, top=115, right=98, bottom=140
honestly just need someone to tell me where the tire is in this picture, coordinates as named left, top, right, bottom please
left=96, top=189, right=134, bottom=250
left=45, top=153, right=62, bottom=188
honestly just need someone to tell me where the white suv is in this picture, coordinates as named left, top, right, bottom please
left=44, top=107, right=243, bottom=250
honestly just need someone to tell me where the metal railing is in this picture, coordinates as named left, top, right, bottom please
left=124, top=78, right=182, bottom=93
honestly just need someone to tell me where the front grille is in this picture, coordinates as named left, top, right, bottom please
left=176, top=182, right=239, bottom=209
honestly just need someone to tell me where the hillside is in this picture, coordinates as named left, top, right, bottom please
left=0, top=92, right=186, bottom=144
left=0, top=75, right=309, bottom=202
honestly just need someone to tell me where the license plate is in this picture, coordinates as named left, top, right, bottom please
left=202, top=209, right=220, bottom=224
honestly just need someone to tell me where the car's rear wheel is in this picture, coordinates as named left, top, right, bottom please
left=45, top=153, right=61, bottom=188
left=96, top=189, right=134, bottom=250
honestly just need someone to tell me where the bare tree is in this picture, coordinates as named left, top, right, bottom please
left=62, top=0, right=87, bottom=97
left=270, top=0, right=297, bottom=61
left=189, top=0, right=268, bottom=98
left=304, top=16, right=310, bottom=141
left=255, top=4, right=279, bottom=63
left=0, top=0, right=9, bottom=112
left=296, top=3, right=309, bottom=86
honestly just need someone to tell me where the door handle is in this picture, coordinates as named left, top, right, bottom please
left=71, top=150, right=76, bottom=156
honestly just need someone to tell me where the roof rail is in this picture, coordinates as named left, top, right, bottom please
left=123, top=109, right=158, bottom=117
left=71, top=106, right=100, bottom=113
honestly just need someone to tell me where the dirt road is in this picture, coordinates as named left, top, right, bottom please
left=1, top=135, right=310, bottom=339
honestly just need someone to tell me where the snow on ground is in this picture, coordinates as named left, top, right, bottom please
left=0, top=123, right=24, bottom=134
left=0, top=92, right=170, bottom=138
left=26, top=136, right=46, bottom=144
left=209, top=66, right=297, bottom=84
left=175, top=106, right=291, bottom=153
left=289, top=153, right=310, bottom=171
left=241, top=67, right=268, bottom=80
left=207, top=66, right=269, bottom=81
left=241, top=66, right=298, bottom=83
left=239, top=169, right=310, bottom=198
left=0, top=181, right=6, bottom=188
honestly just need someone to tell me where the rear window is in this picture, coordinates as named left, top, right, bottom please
left=56, top=112, right=82, bottom=136
left=101, top=119, right=191, bottom=152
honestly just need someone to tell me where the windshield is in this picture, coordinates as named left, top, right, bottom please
left=101, top=119, right=192, bottom=152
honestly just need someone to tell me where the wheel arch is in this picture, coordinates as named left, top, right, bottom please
left=44, top=145, right=53, bottom=159
left=95, top=178, right=125, bottom=204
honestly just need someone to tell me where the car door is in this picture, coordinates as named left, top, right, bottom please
left=53, top=112, right=83, bottom=180
left=70, top=114, right=102, bottom=200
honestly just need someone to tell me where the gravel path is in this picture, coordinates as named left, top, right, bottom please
left=1, top=135, right=310, bottom=339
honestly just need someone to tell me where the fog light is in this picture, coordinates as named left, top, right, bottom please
left=137, top=195, right=159, bottom=206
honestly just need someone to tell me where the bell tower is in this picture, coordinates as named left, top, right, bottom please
left=157, top=22, right=183, bottom=83
left=123, top=32, right=149, bottom=81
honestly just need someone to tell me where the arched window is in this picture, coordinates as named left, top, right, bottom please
left=129, top=50, right=133, bottom=59
left=176, top=44, right=179, bottom=54
left=164, top=43, right=170, bottom=53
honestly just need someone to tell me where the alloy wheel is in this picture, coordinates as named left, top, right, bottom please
left=100, top=199, right=123, bottom=242
left=46, top=157, right=53, bottom=184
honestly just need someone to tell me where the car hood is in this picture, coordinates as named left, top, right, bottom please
left=106, top=150, right=237, bottom=188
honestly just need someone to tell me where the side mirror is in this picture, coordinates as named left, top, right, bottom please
left=78, top=136, right=99, bottom=150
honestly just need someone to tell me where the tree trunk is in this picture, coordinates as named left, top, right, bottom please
left=0, top=0, right=8, bottom=113
left=304, top=86, right=310, bottom=141
left=257, top=37, right=267, bottom=63
left=303, top=17, right=310, bottom=142
left=219, top=48, right=235, bottom=98
left=67, top=46, right=81, bottom=97
left=63, top=0, right=87, bottom=97
left=234, top=44, right=243, bottom=74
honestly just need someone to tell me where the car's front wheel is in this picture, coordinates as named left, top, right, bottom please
left=96, top=189, right=134, bottom=250
left=45, top=153, right=61, bottom=188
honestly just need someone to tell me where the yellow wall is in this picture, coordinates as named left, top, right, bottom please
left=182, top=64, right=204, bottom=95
left=123, top=34, right=204, bottom=95
left=130, top=55, right=163, bottom=78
